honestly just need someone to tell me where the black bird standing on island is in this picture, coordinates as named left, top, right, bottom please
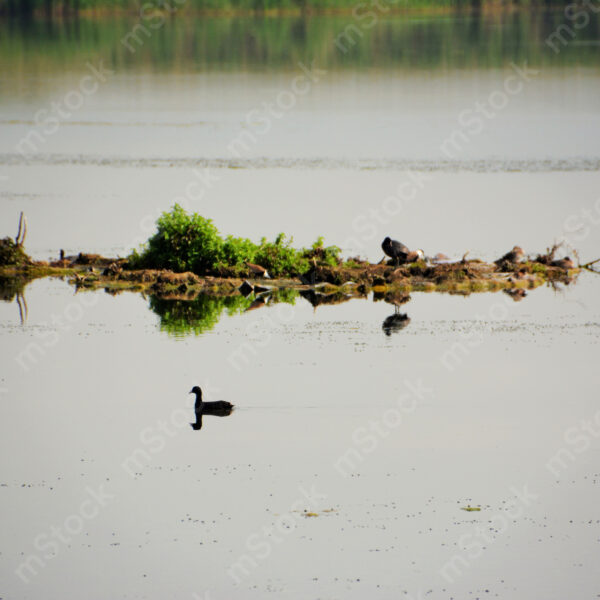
left=189, top=386, right=234, bottom=430
left=382, top=237, right=410, bottom=265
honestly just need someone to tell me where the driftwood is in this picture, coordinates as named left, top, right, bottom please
left=15, top=212, right=27, bottom=247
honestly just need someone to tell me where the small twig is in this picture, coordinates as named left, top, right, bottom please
left=572, top=248, right=580, bottom=266
left=19, top=215, right=27, bottom=246
left=15, top=212, right=23, bottom=245
left=461, top=251, right=470, bottom=263
left=582, top=257, right=600, bottom=269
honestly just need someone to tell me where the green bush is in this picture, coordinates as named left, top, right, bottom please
left=255, top=233, right=309, bottom=277
left=130, top=205, right=223, bottom=273
left=129, top=205, right=338, bottom=278
left=303, top=236, right=341, bottom=268
left=0, top=237, right=31, bottom=267
left=221, top=235, right=257, bottom=267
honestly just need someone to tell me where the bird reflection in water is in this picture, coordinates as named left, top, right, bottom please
left=382, top=305, right=411, bottom=336
left=189, top=386, right=234, bottom=431
left=379, top=291, right=411, bottom=336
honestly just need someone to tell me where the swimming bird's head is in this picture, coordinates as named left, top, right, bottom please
left=190, top=386, right=202, bottom=395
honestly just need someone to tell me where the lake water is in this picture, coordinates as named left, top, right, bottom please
left=1, top=9, right=600, bottom=600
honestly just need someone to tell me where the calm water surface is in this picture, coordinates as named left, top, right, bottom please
left=1, top=9, right=600, bottom=600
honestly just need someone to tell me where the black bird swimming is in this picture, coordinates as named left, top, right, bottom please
left=382, top=237, right=410, bottom=265
left=189, top=386, right=234, bottom=430
left=190, top=386, right=233, bottom=414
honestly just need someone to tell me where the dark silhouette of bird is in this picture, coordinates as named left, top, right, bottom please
left=190, top=386, right=233, bottom=414
left=189, top=386, right=234, bottom=430
left=551, top=256, right=575, bottom=269
left=382, top=305, right=411, bottom=336
left=245, top=262, right=270, bottom=279
left=382, top=237, right=410, bottom=265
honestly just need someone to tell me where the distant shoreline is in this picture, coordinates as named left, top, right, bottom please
left=0, top=1, right=569, bottom=20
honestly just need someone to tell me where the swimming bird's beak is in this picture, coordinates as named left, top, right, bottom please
left=189, top=389, right=194, bottom=394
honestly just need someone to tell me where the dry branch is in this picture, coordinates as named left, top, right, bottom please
left=582, top=257, right=600, bottom=270
left=15, top=212, right=22, bottom=245
left=15, top=212, right=27, bottom=247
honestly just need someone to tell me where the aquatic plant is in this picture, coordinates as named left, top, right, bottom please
left=129, top=205, right=340, bottom=277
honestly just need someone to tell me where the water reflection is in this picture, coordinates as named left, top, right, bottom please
left=245, top=296, right=267, bottom=312
left=149, top=285, right=416, bottom=336
left=379, top=291, right=411, bottom=336
left=300, top=288, right=359, bottom=308
left=190, top=410, right=234, bottom=431
left=503, top=288, right=527, bottom=302
left=149, top=288, right=299, bottom=335
left=382, top=306, right=411, bottom=336
left=1, top=11, right=599, bottom=83
left=1, top=271, right=582, bottom=336
left=190, top=404, right=234, bottom=430
left=149, top=294, right=252, bottom=336
left=0, top=276, right=28, bottom=324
